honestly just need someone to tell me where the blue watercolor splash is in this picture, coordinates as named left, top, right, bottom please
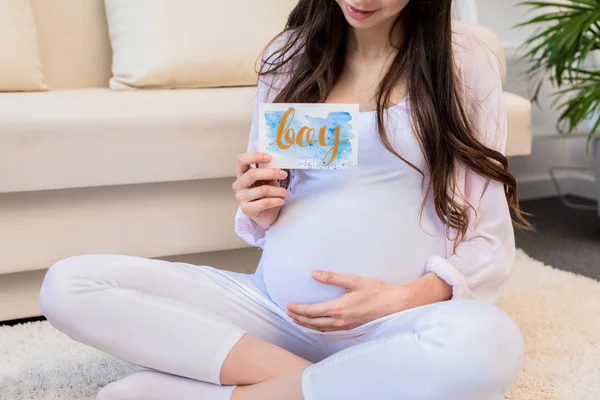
left=263, top=109, right=355, bottom=168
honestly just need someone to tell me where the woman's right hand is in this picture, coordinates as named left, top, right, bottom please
left=232, top=152, right=291, bottom=230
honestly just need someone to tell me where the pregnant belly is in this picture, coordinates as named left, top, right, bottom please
left=258, top=188, right=447, bottom=310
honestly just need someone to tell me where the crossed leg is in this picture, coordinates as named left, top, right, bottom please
left=38, top=254, right=328, bottom=399
left=39, top=254, right=524, bottom=400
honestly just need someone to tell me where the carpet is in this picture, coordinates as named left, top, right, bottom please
left=1, top=250, right=599, bottom=400
left=515, top=196, right=600, bottom=282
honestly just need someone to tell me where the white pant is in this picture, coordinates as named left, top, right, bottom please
left=39, top=254, right=524, bottom=400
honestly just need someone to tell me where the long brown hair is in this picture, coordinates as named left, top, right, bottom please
left=259, top=0, right=533, bottom=248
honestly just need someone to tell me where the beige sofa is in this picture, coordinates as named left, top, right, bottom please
left=0, top=1, right=532, bottom=322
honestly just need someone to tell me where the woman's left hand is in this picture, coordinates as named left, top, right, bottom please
left=287, top=270, right=453, bottom=332
left=286, top=270, right=415, bottom=332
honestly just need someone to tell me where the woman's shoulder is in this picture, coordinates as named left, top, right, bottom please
left=257, top=28, right=303, bottom=94
left=452, top=23, right=507, bottom=151
left=451, top=22, right=504, bottom=99
left=260, top=28, right=304, bottom=73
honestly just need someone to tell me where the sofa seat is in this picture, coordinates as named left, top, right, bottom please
left=0, top=87, right=256, bottom=193
left=0, top=88, right=532, bottom=195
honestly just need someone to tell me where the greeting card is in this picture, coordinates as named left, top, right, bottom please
left=258, top=103, right=359, bottom=169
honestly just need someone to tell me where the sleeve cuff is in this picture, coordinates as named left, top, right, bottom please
left=424, top=255, right=474, bottom=300
left=234, top=207, right=266, bottom=249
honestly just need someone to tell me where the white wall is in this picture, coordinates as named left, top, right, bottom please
left=476, top=0, right=584, bottom=137
left=471, top=0, right=596, bottom=200
left=477, top=0, right=534, bottom=46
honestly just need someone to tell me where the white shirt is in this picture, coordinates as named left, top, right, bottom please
left=234, top=30, right=516, bottom=308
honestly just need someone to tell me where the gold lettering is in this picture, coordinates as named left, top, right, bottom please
left=275, top=108, right=296, bottom=150
left=306, top=127, right=317, bottom=145
left=272, top=108, right=352, bottom=166
left=322, top=126, right=351, bottom=166
left=296, top=126, right=315, bottom=147
left=318, top=126, right=328, bottom=147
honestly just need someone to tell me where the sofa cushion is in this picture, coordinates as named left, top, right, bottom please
left=0, top=0, right=48, bottom=92
left=30, top=0, right=112, bottom=89
left=0, top=88, right=256, bottom=193
left=104, top=0, right=298, bottom=90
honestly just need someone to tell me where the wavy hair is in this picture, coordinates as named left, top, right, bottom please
left=258, top=0, right=533, bottom=248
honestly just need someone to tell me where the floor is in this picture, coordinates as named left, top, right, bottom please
left=514, top=196, right=600, bottom=281
left=2, top=195, right=598, bottom=328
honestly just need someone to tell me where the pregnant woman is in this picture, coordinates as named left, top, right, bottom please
left=39, top=1, right=532, bottom=399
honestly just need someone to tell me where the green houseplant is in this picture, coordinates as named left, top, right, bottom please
left=517, top=0, right=600, bottom=215
left=517, top=0, right=600, bottom=149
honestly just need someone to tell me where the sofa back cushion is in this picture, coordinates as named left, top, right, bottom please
left=27, top=2, right=506, bottom=90
left=30, top=0, right=112, bottom=89
left=29, top=0, right=297, bottom=90
left=104, top=0, right=298, bottom=90
left=0, top=0, right=48, bottom=92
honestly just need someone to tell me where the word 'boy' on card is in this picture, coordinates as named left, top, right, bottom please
left=258, top=103, right=360, bottom=169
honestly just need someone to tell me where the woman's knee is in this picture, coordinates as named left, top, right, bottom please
left=452, top=300, right=523, bottom=357
left=432, top=300, right=524, bottom=393
left=39, top=254, right=119, bottom=328
left=377, top=300, right=524, bottom=398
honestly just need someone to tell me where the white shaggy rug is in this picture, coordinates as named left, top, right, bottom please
left=1, top=249, right=599, bottom=400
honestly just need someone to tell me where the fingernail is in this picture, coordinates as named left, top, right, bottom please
left=312, top=270, right=321, bottom=278
left=263, top=154, right=271, bottom=161
left=280, top=170, right=287, bottom=178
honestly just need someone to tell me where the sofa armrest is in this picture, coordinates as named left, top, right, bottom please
left=504, top=91, right=532, bottom=157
